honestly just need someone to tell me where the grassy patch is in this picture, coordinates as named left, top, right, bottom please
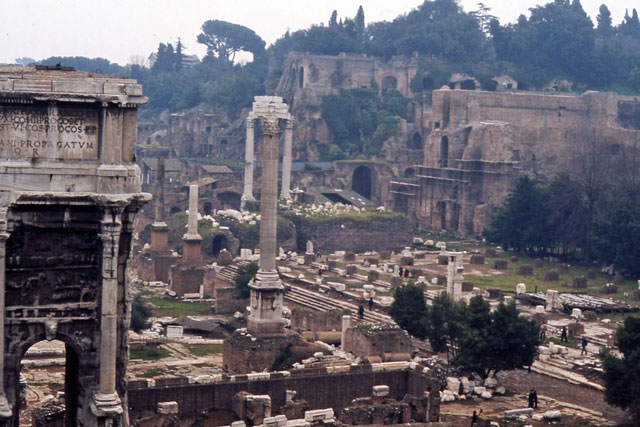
left=144, top=297, right=212, bottom=317
left=141, top=368, right=166, bottom=378
left=130, top=346, right=171, bottom=361
left=186, top=344, right=223, bottom=357
left=544, top=336, right=579, bottom=349
left=304, top=209, right=404, bottom=224
left=465, top=250, right=640, bottom=306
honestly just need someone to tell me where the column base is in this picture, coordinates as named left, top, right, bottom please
left=90, top=392, right=123, bottom=418
left=0, top=394, right=12, bottom=419
left=279, top=191, right=291, bottom=201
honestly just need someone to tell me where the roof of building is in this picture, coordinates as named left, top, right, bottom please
left=200, top=165, right=233, bottom=174
left=185, top=177, right=219, bottom=187
left=142, top=158, right=182, bottom=172
left=306, top=186, right=375, bottom=208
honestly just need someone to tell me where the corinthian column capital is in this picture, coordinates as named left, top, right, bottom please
left=261, top=118, right=279, bottom=138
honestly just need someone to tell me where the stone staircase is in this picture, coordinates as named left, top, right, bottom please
left=216, top=261, right=249, bottom=285
left=283, top=282, right=392, bottom=325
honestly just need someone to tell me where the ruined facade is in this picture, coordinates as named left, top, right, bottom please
left=276, top=52, right=419, bottom=152
left=0, top=66, right=148, bottom=426
left=138, top=109, right=244, bottom=160
left=390, top=88, right=640, bottom=233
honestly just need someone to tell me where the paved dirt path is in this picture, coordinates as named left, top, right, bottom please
left=498, top=369, right=628, bottom=424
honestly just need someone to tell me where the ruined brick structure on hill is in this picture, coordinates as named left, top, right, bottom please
left=273, top=53, right=640, bottom=235
left=390, top=88, right=640, bottom=233
left=276, top=52, right=420, bottom=161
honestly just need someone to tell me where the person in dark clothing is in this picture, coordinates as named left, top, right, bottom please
left=539, top=323, right=547, bottom=340
left=368, top=297, right=374, bottom=311
left=581, top=336, right=588, bottom=355
left=404, top=268, right=409, bottom=278
left=528, top=389, right=535, bottom=408
left=358, top=305, right=364, bottom=320
left=399, top=267, right=404, bottom=277
left=318, top=268, right=323, bottom=276
left=471, top=410, right=478, bottom=425
left=532, top=389, right=538, bottom=408
left=561, top=326, right=568, bottom=342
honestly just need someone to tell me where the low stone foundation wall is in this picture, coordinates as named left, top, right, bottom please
left=128, top=362, right=440, bottom=423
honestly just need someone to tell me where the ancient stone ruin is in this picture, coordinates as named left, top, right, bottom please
left=0, top=66, right=148, bottom=426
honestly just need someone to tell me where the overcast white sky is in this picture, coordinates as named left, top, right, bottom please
left=0, top=0, right=633, bottom=65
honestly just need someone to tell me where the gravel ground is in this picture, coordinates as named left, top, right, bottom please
left=498, top=369, right=629, bottom=424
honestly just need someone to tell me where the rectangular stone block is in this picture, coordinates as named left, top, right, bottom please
left=505, top=408, right=534, bottom=419
left=372, top=385, right=389, bottom=397
left=304, top=408, right=334, bottom=422
left=157, top=401, right=179, bottom=415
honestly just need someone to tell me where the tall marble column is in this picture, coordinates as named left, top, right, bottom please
left=242, top=117, right=256, bottom=204
left=91, top=207, right=124, bottom=420
left=280, top=119, right=293, bottom=200
left=0, top=209, right=12, bottom=419
left=150, top=158, right=168, bottom=253
left=182, top=184, right=202, bottom=263
left=248, top=118, right=285, bottom=335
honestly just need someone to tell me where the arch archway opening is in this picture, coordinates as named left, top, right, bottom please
left=381, top=76, right=398, bottom=94
left=211, top=234, right=229, bottom=257
left=351, top=166, right=372, bottom=200
left=18, top=339, right=79, bottom=427
left=404, top=168, right=416, bottom=179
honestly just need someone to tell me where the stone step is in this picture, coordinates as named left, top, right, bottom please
left=284, top=283, right=391, bottom=325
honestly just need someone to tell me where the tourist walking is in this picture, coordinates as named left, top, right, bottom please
left=539, top=323, right=547, bottom=340
left=471, top=410, right=478, bottom=426
left=532, top=389, right=538, bottom=408
left=368, top=297, right=374, bottom=311
left=581, top=336, right=588, bottom=355
left=358, top=305, right=364, bottom=320
left=561, top=326, right=568, bottom=342
left=528, top=389, right=535, bottom=408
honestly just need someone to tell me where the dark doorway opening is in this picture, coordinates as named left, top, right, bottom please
left=351, top=166, right=372, bottom=200
left=437, top=201, right=447, bottom=230
left=211, top=234, right=228, bottom=257
left=440, top=136, right=449, bottom=167
left=411, top=132, right=422, bottom=150
left=394, top=193, right=409, bottom=214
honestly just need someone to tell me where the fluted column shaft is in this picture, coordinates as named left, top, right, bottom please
left=258, top=119, right=279, bottom=273
left=242, top=119, right=256, bottom=202
left=281, top=120, right=293, bottom=200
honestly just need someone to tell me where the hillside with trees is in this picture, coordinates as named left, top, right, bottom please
left=30, top=0, right=640, bottom=121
